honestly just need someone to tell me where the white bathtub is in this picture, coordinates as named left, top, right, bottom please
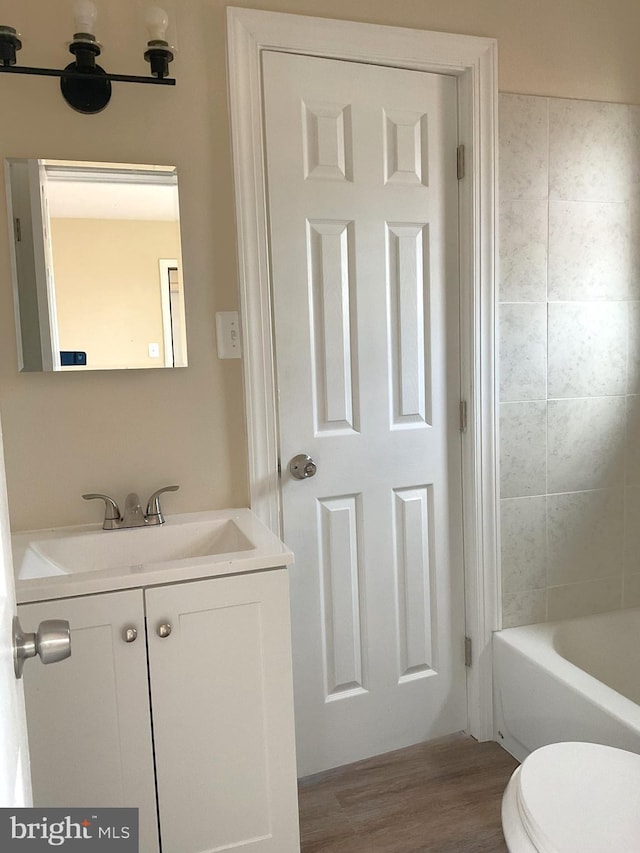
left=493, top=607, right=640, bottom=762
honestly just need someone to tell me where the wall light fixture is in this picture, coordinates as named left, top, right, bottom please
left=0, top=1, right=175, bottom=114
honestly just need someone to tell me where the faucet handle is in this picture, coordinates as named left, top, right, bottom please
left=145, top=485, right=179, bottom=524
left=82, top=493, right=122, bottom=530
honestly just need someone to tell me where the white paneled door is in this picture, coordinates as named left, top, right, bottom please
left=0, top=417, right=31, bottom=806
left=263, top=51, right=467, bottom=776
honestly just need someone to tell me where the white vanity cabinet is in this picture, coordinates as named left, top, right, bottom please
left=19, top=567, right=300, bottom=853
left=19, top=588, right=160, bottom=851
left=147, top=569, right=300, bottom=853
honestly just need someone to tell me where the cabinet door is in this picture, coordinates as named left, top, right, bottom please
left=146, top=569, right=300, bottom=853
left=19, top=590, right=159, bottom=853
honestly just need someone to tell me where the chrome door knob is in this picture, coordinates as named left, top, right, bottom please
left=289, top=454, right=317, bottom=479
left=158, top=623, right=172, bottom=638
left=13, top=616, right=71, bottom=679
left=123, top=626, right=138, bottom=643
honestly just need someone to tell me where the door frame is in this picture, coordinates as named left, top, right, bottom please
left=226, top=7, right=500, bottom=742
left=158, top=258, right=179, bottom=368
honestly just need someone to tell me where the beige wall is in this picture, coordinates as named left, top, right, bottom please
left=51, top=218, right=180, bottom=369
left=1, top=0, right=640, bottom=531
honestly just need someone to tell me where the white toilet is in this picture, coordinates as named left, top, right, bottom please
left=501, top=741, right=640, bottom=852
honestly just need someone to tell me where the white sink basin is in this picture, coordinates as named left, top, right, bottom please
left=18, top=518, right=253, bottom=578
left=13, top=509, right=294, bottom=602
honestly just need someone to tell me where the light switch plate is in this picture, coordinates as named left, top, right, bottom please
left=216, top=311, right=242, bottom=359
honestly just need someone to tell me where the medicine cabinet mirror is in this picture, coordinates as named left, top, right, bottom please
left=5, top=158, right=187, bottom=372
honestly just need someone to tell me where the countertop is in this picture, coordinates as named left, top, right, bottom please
left=13, top=508, right=294, bottom=604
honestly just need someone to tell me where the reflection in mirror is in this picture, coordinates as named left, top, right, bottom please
left=5, top=159, right=188, bottom=371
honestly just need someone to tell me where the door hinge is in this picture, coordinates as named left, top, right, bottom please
left=277, top=458, right=282, bottom=476
left=14, top=217, right=21, bottom=243
left=457, top=144, right=465, bottom=180
left=464, top=636, right=472, bottom=667
left=459, top=400, right=467, bottom=433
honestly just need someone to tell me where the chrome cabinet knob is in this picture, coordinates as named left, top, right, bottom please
left=158, top=623, right=172, bottom=638
left=13, top=617, right=71, bottom=679
left=289, top=454, right=317, bottom=479
left=123, top=626, right=138, bottom=643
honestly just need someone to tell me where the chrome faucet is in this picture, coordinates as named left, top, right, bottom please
left=83, top=486, right=179, bottom=530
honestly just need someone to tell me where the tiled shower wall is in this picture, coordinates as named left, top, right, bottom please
left=499, top=93, right=640, bottom=628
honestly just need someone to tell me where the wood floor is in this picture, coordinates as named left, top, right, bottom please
left=298, top=733, right=519, bottom=852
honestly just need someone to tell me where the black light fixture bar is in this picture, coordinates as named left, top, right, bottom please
left=0, top=3, right=176, bottom=113
left=0, top=65, right=175, bottom=85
